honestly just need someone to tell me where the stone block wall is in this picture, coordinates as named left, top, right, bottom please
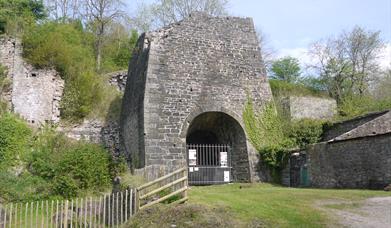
left=0, top=37, right=63, bottom=125
left=121, top=13, right=273, bottom=182
left=282, top=96, right=336, bottom=120
left=307, top=133, right=391, bottom=189
left=59, top=120, right=121, bottom=158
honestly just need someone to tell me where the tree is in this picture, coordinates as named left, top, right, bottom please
left=44, top=0, right=81, bottom=21
left=0, top=0, right=46, bottom=34
left=373, top=69, right=391, bottom=100
left=132, top=0, right=229, bottom=31
left=84, top=0, right=125, bottom=71
left=309, top=26, right=384, bottom=103
left=257, top=29, right=276, bottom=73
left=270, top=56, right=301, bottom=83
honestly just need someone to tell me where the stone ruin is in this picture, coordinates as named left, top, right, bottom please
left=120, top=13, right=273, bottom=182
left=0, top=37, right=64, bottom=125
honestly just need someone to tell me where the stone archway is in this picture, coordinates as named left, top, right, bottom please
left=185, top=112, right=250, bottom=182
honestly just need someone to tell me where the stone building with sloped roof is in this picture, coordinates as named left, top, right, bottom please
left=284, top=110, right=391, bottom=189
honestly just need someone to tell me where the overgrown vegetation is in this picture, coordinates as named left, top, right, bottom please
left=22, top=21, right=129, bottom=121
left=0, top=0, right=46, bottom=35
left=243, top=98, right=326, bottom=181
left=0, top=114, right=121, bottom=202
left=0, top=64, right=9, bottom=114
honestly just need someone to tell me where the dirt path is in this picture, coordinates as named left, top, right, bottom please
left=321, top=197, right=391, bottom=228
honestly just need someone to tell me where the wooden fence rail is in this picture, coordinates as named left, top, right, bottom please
left=0, top=167, right=189, bottom=227
left=0, top=189, right=134, bottom=228
left=135, top=167, right=188, bottom=211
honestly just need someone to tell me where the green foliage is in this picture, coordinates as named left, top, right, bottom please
left=270, top=56, right=301, bottom=83
left=269, top=79, right=328, bottom=98
left=57, top=143, right=111, bottom=190
left=0, top=172, right=51, bottom=202
left=243, top=100, right=287, bottom=151
left=29, top=127, right=112, bottom=198
left=101, top=29, right=138, bottom=72
left=0, top=120, right=115, bottom=202
left=287, top=119, right=326, bottom=149
left=0, top=0, right=46, bottom=35
left=243, top=98, right=326, bottom=181
left=52, top=175, right=79, bottom=198
left=0, top=64, right=10, bottom=114
left=0, top=114, right=32, bottom=169
left=338, top=95, right=391, bottom=120
left=22, top=22, right=121, bottom=121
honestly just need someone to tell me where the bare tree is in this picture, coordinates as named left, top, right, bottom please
left=132, top=0, right=229, bottom=30
left=84, top=0, right=125, bottom=71
left=45, top=0, right=81, bottom=21
left=309, top=26, right=384, bottom=103
left=256, top=30, right=276, bottom=74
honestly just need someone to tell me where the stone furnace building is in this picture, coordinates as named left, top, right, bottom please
left=120, top=13, right=272, bottom=183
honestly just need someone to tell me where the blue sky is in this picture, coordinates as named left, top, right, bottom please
left=228, top=0, right=390, bottom=50
left=126, top=0, right=391, bottom=68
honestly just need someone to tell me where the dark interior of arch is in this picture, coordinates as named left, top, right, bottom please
left=186, top=112, right=250, bottom=182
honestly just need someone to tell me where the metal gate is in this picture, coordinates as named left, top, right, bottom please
left=187, top=144, right=232, bottom=185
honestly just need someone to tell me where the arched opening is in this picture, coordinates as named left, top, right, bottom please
left=186, top=112, right=250, bottom=184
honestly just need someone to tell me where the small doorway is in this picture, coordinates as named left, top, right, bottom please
left=187, top=144, right=232, bottom=185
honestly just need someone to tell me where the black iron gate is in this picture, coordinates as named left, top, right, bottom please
left=187, top=144, right=232, bottom=185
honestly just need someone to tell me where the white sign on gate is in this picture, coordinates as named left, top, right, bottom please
left=220, top=151, right=228, bottom=167
left=189, top=149, right=197, bottom=166
left=224, top=171, right=230, bottom=182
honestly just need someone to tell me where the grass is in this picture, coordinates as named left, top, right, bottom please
left=187, top=183, right=391, bottom=227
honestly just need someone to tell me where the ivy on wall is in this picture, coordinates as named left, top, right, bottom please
left=243, top=97, right=326, bottom=181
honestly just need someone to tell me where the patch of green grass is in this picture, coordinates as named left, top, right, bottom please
left=188, top=183, right=391, bottom=227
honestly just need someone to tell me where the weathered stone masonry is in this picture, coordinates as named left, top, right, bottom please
left=120, top=13, right=273, bottom=182
left=0, top=37, right=63, bottom=125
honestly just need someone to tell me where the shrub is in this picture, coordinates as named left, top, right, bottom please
left=22, top=22, right=111, bottom=121
left=338, top=95, right=391, bottom=119
left=52, top=175, right=79, bottom=198
left=269, top=79, right=328, bottom=98
left=0, top=114, right=32, bottom=168
left=31, top=127, right=112, bottom=195
left=287, top=119, right=326, bottom=149
left=0, top=171, right=51, bottom=202
left=57, top=143, right=111, bottom=191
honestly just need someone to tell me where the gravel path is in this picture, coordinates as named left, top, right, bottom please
left=326, top=197, right=391, bottom=228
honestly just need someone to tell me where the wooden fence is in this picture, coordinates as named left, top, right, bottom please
left=0, top=189, right=134, bottom=228
left=0, top=168, right=188, bottom=227
left=135, top=167, right=188, bottom=211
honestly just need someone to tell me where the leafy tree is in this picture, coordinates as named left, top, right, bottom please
left=270, top=56, right=301, bottom=83
left=0, top=0, right=46, bottom=34
left=309, top=26, right=384, bottom=103
left=102, top=25, right=139, bottom=71
left=84, top=0, right=125, bottom=71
